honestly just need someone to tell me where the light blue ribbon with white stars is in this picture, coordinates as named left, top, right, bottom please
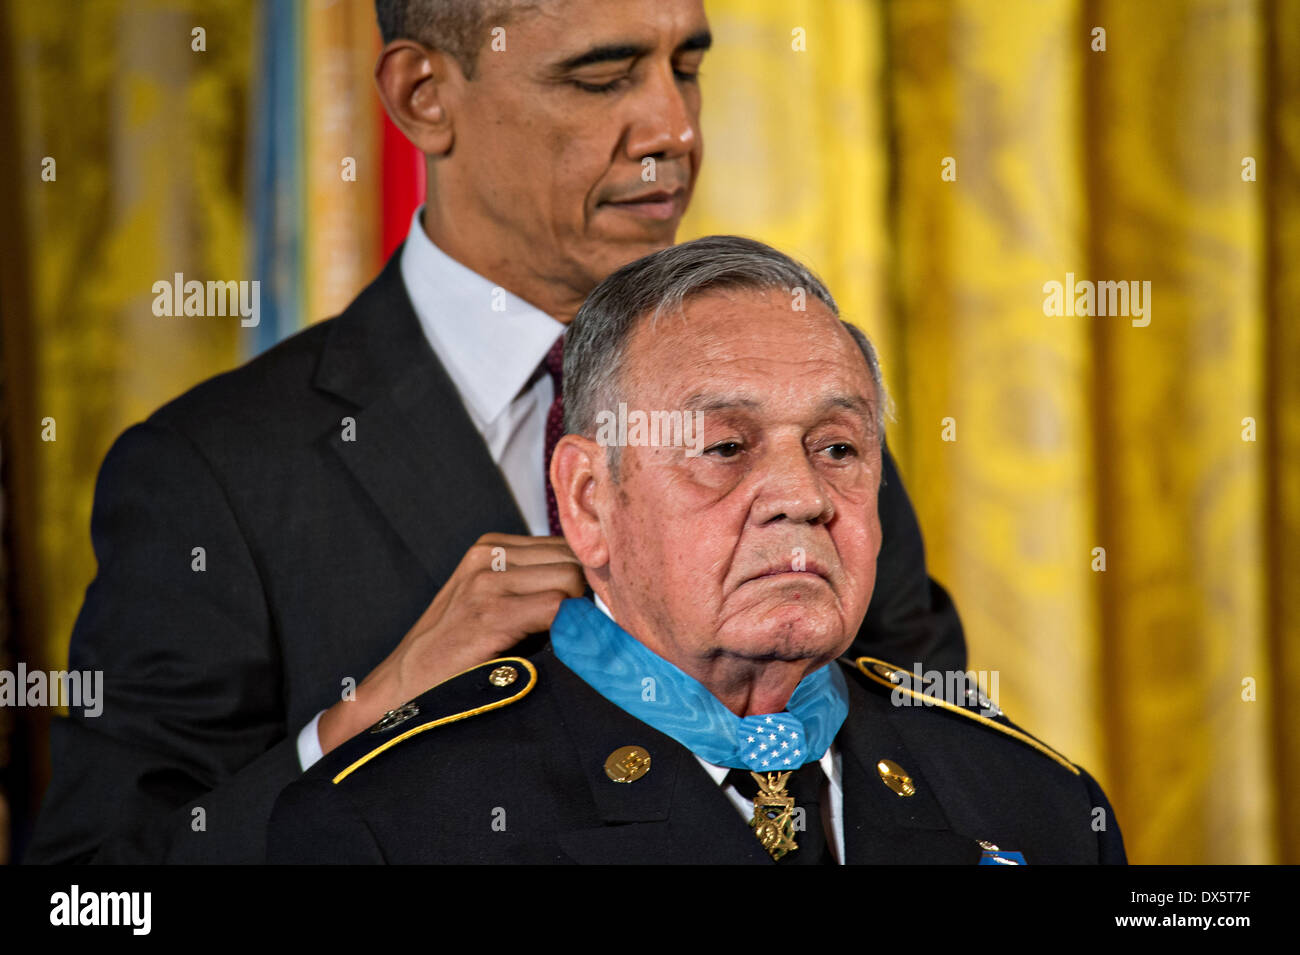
left=549, top=597, right=849, bottom=771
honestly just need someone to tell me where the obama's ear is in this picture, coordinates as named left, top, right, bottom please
left=551, top=435, right=611, bottom=569
left=374, top=40, right=460, bottom=157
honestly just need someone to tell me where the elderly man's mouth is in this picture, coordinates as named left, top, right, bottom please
left=748, top=571, right=829, bottom=584
left=743, top=560, right=832, bottom=586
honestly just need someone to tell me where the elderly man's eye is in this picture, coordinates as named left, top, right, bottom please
left=705, top=441, right=743, bottom=458
left=822, top=443, right=857, bottom=461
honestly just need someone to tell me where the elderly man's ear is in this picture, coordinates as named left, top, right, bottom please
left=374, top=40, right=459, bottom=156
left=551, top=436, right=612, bottom=569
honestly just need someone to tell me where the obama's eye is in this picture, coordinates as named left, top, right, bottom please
left=571, top=77, right=627, bottom=94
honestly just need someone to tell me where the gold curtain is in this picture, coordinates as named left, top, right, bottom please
left=303, top=0, right=384, bottom=325
left=682, top=0, right=1298, bottom=864
left=0, top=0, right=255, bottom=854
left=1, top=0, right=254, bottom=651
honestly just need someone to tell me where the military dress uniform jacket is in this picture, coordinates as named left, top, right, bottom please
left=26, top=251, right=966, bottom=865
left=267, top=648, right=1126, bottom=865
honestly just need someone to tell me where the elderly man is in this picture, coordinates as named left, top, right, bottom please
left=268, top=237, right=1125, bottom=865
left=28, top=0, right=964, bottom=863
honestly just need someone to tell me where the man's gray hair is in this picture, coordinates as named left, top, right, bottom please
left=563, top=235, right=890, bottom=462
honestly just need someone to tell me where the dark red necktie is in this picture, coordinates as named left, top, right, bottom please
left=543, top=334, right=565, bottom=536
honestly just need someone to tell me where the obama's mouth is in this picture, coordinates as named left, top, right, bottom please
left=599, top=187, right=687, bottom=221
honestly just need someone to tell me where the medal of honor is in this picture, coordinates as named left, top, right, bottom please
left=748, top=771, right=800, bottom=860
left=549, top=599, right=849, bottom=863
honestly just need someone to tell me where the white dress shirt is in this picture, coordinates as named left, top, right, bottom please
left=297, top=207, right=567, bottom=771
left=591, top=595, right=846, bottom=864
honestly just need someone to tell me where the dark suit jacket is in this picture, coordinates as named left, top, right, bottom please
left=268, top=649, right=1125, bottom=864
left=26, top=251, right=966, bottom=864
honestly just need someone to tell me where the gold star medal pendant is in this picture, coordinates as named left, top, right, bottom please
left=737, top=713, right=810, bottom=860
left=748, top=770, right=800, bottom=860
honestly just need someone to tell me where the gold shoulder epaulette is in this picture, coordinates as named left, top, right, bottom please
left=852, top=656, right=1080, bottom=776
left=332, top=656, right=538, bottom=784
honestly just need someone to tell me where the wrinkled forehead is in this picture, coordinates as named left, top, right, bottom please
left=620, top=288, right=876, bottom=412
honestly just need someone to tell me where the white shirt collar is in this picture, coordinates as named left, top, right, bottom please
left=399, top=206, right=565, bottom=428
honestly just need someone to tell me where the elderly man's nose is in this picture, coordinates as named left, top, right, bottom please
left=625, top=63, right=697, bottom=161
left=754, top=448, right=833, bottom=526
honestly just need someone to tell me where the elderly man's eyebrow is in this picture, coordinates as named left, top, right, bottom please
left=681, top=393, right=762, bottom=413
left=552, top=30, right=713, bottom=72
left=821, top=393, right=874, bottom=417
left=820, top=393, right=881, bottom=434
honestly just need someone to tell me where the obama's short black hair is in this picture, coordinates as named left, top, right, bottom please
left=374, top=0, right=520, bottom=79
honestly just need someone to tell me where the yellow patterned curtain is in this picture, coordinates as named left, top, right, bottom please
left=2, top=0, right=254, bottom=643
left=681, top=0, right=1298, bottom=864
left=0, top=0, right=255, bottom=857
left=303, top=0, right=383, bottom=325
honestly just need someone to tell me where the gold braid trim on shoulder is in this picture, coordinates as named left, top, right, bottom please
left=853, top=656, right=1081, bottom=776
left=332, top=657, right=539, bottom=784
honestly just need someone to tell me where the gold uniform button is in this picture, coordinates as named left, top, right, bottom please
left=604, top=745, right=652, bottom=783
left=876, top=758, right=916, bottom=796
left=488, top=665, right=518, bottom=687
